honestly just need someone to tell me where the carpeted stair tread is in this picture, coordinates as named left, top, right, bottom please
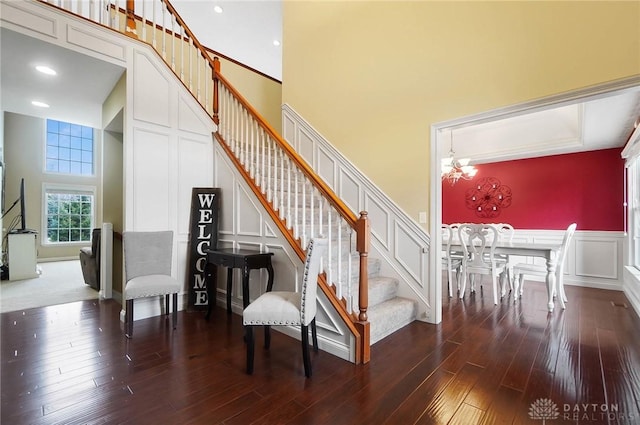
left=368, top=297, right=418, bottom=344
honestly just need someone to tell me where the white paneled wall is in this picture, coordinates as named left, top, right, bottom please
left=512, top=229, right=624, bottom=291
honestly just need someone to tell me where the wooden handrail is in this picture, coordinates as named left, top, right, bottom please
left=214, top=71, right=359, bottom=229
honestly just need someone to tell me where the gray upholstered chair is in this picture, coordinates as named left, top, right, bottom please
left=243, top=238, right=328, bottom=377
left=123, top=230, right=181, bottom=338
left=79, top=228, right=101, bottom=290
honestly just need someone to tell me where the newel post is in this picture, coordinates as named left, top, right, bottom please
left=212, top=57, right=220, bottom=125
left=355, top=211, right=370, bottom=364
left=125, top=0, right=137, bottom=38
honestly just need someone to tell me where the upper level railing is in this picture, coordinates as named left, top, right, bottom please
left=38, top=0, right=371, bottom=363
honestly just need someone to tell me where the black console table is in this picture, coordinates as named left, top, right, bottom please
left=205, top=248, right=274, bottom=319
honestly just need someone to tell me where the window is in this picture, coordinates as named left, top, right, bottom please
left=43, top=185, right=95, bottom=244
left=630, top=159, right=640, bottom=269
left=45, top=119, right=94, bottom=175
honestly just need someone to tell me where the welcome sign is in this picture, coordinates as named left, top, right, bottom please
left=187, top=187, right=220, bottom=311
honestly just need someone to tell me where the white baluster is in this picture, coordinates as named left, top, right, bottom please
left=278, top=150, right=285, bottom=219
left=171, top=15, right=176, bottom=70
left=260, top=129, right=266, bottom=191
left=301, top=176, right=307, bottom=246
left=151, top=0, right=156, bottom=48
left=336, top=214, right=343, bottom=300
left=188, top=38, right=193, bottom=91
left=286, top=157, right=291, bottom=227
left=266, top=138, right=272, bottom=202
left=197, top=53, right=201, bottom=102
left=327, top=210, right=333, bottom=290
left=204, top=64, right=209, bottom=115
left=311, top=187, right=317, bottom=238
left=293, top=169, right=299, bottom=239
left=161, top=3, right=166, bottom=59
left=140, top=0, right=146, bottom=40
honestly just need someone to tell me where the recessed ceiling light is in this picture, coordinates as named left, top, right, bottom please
left=35, top=65, right=57, bottom=76
left=214, top=5, right=223, bottom=13
left=32, top=101, right=50, bottom=108
left=273, top=40, right=281, bottom=47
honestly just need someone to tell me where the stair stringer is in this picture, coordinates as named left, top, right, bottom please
left=213, top=144, right=357, bottom=362
left=281, top=104, right=435, bottom=323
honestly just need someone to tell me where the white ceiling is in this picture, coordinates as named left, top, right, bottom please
left=1, top=2, right=639, bottom=162
left=171, top=0, right=282, bottom=81
left=0, top=28, right=125, bottom=129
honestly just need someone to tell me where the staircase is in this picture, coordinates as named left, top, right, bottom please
left=32, top=0, right=421, bottom=359
left=240, top=146, right=418, bottom=345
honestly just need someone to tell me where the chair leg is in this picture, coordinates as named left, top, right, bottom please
left=301, top=324, right=312, bottom=377
left=492, top=273, right=498, bottom=305
left=311, top=318, right=318, bottom=352
left=246, top=326, right=255, bottom=375
left=172, top=293, right=178, bottom=329
left=165, top=294, right=169, bottom=316
left=125, top=299, right=134, bottom=338
left=459, top=268, right=467, bottom=299
left=264, top=325, right=271, bottom=349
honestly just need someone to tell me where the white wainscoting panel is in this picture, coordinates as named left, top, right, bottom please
left=177, top=136, right=213, bottom=234
left=317, top=146, right=337, bottom=188
left=67, top=25, right=126, bottom=61
left=365, top=194, right=391, bottom=249
left=575, top=239, right=618, bottom=279
left=0, top=1, right=57, bottom=37
left=512, top=229, right=624, bottom=291
left=133, top=51, right=171, bottom=126
left=282, top=104, right=433, bottom=323
left=131, top=127, right=170, bottom=230
left=338, top=167, right=360, bottom=215
left=236, top=183, right=263, bottom=237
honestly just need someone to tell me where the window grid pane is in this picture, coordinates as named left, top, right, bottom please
left=46, top=119, right=94, bottom=176
left=45, top=192, right=93, bottom=244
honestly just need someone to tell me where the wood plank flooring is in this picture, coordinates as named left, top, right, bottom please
left=2, top=280, right=640, bottom=424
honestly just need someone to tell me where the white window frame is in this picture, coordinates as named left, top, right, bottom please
left=628, top=158, right=640, bottom=270
left=42, top=183, right=96, bottom=246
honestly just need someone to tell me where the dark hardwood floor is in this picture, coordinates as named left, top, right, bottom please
left=3, top=279, right=640, bottom=424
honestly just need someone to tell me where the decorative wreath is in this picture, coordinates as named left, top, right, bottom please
left=465, top=177, right=512, bottom=218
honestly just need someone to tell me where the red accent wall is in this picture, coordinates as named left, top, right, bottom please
left=442, top=148, right=625, bottom=231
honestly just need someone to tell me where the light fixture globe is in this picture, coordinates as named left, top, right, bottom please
left=441, top=134, right=477, bottom=185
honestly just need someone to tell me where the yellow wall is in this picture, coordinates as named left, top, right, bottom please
left=215, top=55, right=283, bottom=134
left=282, top=0, right=640, bottom=225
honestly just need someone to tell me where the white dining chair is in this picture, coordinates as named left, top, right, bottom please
left=512, top=223, right=577, bottom=308
left=492, top=223, right=515, bottom=296
left=458, top=223, right=507, bottom=305
left=442, top=224, right=463, bottom=297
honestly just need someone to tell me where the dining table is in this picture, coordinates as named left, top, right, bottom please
left=447, top=240, right=563, bottom=311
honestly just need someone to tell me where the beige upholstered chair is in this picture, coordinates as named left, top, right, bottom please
left=458, top=223, right=507, bottom=305
left=123, top=231, right=181, bottom=338
left=513, top=223, right=577, bottom=307
left=243, top=238, right=328, bottom=377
